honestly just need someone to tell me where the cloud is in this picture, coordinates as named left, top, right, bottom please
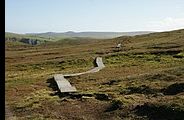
left=147, top=17, right=184, bottom=31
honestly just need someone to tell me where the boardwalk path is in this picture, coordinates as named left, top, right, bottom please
left=54, top=57, right=105, bottom=93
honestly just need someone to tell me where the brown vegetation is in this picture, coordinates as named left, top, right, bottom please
left=5, top=29, right=184, bottom=119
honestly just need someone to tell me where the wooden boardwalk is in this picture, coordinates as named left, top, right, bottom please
left=54, top=57, right=105, bottom=93
left=54, top=74, right=77, bottom=92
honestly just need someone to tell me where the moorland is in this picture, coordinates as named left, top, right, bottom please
left=5, top=29, right=184, bottom=120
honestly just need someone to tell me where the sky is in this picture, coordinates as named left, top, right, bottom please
left=5, top=0, right=184, bottom=34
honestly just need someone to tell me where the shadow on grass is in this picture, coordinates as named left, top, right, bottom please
left=134, top=103, right=184, bottom=120
left=162, top=83, right=184, bottom=95
left=46, top=77, right=59, bottom=91
left=104, top=100, right=123, bottom=112
left=120, top=85, right=160, bottom=95
left=149, top=49, right=182, bottom=55
left=46, top=77, right=70, bottom=98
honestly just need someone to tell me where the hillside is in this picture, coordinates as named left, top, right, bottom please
left=29, top=31, right=153, bottom=39
left=5, top=32, right=49, bottom=45
left=5, top=29, right=184, bottom=120
left=5, top=31, right=153, bottom=45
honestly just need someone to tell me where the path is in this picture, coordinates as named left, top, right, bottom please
left=54, top=74, right=77, bottom=92
left=54, top=57, right=105, bottom=93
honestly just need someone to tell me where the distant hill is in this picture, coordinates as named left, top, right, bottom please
left=5, top=32, right=47, bottom=45
left=5, top=31, right=153, bottom=45
left=27, top=31, right=153, bottom=39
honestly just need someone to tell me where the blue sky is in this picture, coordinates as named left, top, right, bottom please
left=5, top=0, right=184, bottom=33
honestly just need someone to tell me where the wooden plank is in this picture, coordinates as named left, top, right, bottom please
left=64, top=57, right=105, bottom=77
left=54, top=57, right=105, bottom=93
left=96, top=57, right=105, bottom=68
left=54, top=74, right=77, bottom=93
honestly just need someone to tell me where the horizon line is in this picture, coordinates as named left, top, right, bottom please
left=5, top=28, right=184, bottom=34
left=5, top=30, right=158, bottom=34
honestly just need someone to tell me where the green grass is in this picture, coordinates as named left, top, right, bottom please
left=105, top=53, right=184, bottom=69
